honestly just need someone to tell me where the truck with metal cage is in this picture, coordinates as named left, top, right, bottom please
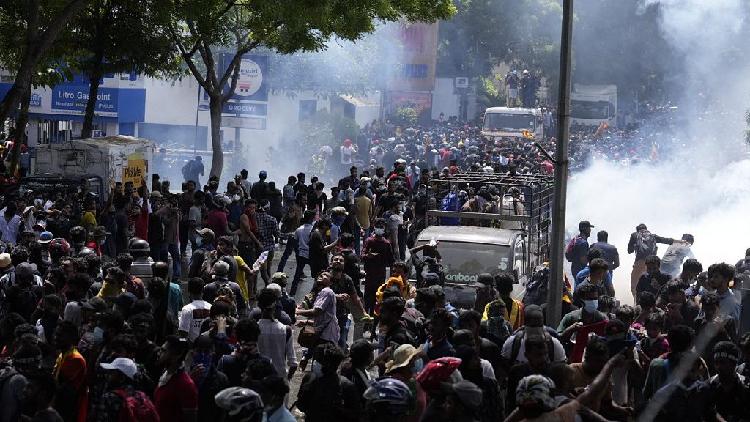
left=415, top=172, right=553, bottom=308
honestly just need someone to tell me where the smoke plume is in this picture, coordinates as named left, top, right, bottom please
left=567, top=1, right=750, bottom=303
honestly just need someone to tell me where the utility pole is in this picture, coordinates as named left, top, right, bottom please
left=547, top=0, right=574, bottom=327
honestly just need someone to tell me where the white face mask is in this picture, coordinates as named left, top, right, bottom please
left=583, top=299, right=599, bottom=312
left=374, top=228, right=385, bottom=236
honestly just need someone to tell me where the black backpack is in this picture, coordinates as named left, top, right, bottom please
left=509, top=329, right=556, bottom=364
left=523, top=267, right=549, bottom=307
left=635, top=230, right=657, bottom=256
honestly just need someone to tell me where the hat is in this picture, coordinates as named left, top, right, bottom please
left=524, top=304, right=544, bottom=321
left=213, top=261, right=230, bottom=276
left=0, top=253, right=11, bottom=269
left=441, top=380, right=483, bottom=412
left=150, top=191, right=162, bottom=198
left=266, top=283, right=282, bottom=298
left=416, top=357, right=462, bottom=393
left=271, top=272, right=288, bottom=286
left=578, top=220, right=594, bottom=231
left=515, top=374, right=556, bottom=410
left=15, top=263, right=34, bottom=278
left=197, top=228, right=215, bottom=238
left=330, top=206, right=348, bottom=216
left=100, top=357, right=138, bottom=379
left=92, top=226, right=110, bottom=238
left=385, top=344, right=422, bottom=374
left=36, top=231, right=53, bottom=244
left=82, top=297, right=108, bottom=313
left=259, top=170, right=267, bottom=178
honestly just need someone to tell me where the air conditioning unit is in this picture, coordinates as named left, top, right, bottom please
left=455, top=77, right=469, bottom=88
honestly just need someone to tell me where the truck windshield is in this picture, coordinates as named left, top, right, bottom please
left=424, top=241, right=512, bottom=283
left=483, top=113, right=535, bottom=131
left=571, top=100, right=613, bottom=119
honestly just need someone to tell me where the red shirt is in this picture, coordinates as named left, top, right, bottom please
left=154, top=370, right=198, bottom=422
left=206, top=209, right=228, bottom=237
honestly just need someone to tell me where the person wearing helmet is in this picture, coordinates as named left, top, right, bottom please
left=214, top=387, right=264, bottom=422
left=364, top=377, right=414, bottom=422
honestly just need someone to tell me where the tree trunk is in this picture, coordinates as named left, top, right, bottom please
left=8, top=83, right=32, bottom=177
left=208, top=95, right=223, bottom=179
left=81, top=63, right=104, bottom=139
left=0, top=0, right=88, bottom=125
left=0, top=62, right=34, bottom=128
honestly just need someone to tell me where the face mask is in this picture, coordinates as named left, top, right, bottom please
left=195, top=235, right=203, bottom=247
left=374, top=228, right=385, bottom=236
left=412, top=358, right=424, bottom=375
left=583, top=299, right=599, bottom=312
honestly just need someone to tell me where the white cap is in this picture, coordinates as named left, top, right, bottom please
left=100, top=357, right=138, bottom=379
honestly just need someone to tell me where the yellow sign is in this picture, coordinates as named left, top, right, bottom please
left=123, top=153, right=147, bottom=188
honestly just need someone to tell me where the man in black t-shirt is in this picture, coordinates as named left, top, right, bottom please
left=308, top=219, right=334, bottom=278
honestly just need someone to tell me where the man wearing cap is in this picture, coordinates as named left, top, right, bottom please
left=203, top=261, right=247, bottom=317
left=93, top=357, right=158, bottom=421
left=566, top=221, right=594, bottom=279
left=439, top=380, right=483, bottom=422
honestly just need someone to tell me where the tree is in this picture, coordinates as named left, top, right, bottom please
left=66, top=0, right=178, bottom=138
left=437, top=0, right=562, bottom=80
left=166, top=0, right=455, bottom=179
left=0, top=0, right=89, bottom=127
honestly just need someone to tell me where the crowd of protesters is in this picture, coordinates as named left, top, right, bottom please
left=0, top=115, right=747, bottom=422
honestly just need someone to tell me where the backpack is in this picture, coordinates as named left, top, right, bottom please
left=484, top=300, right=512, bottom=345
left=523, top=267, right=549, bottom=307
left=635, top=230, right=657, bottom=257
left=114, top=389, right=159, bottom=422
left=509, top=329, right=556, bottom=364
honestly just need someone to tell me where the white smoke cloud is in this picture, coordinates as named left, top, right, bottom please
left=568, top=1, right=750, bottom=304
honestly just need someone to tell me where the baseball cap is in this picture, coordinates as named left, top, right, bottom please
left=38, top=231, right=54, bottom=243
left=82, top=297, right=108, bottom=313
left=197, top=228, right=215, bottom=238
left=578, top=220, right=594, bottom=231
left=100, top=357, right=138, bottom=379
left=441, top=380, right=483, bottom=412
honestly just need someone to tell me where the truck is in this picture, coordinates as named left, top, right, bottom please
left=33, top=136, right=155, bottom=200
left=481, top=107, right=543, bottom=140
left=419, top=172, right=553, bottom=308
left=570, top=84, right=617, bottom=127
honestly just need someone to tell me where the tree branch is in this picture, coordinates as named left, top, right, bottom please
left=220, top=39, right=261, bottom=104
left=168, top=25, right=208, bottom=88
left=32, top=0, right=90, bottom=61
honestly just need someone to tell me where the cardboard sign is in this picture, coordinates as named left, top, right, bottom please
left=123, top=153, right=147, bottom=187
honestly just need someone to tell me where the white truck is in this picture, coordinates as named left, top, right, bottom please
left=33, top=136, right=154, bottom=200
left=482, top=107, right=543, bottom=140
left=570, top=84, right=617, bottom=127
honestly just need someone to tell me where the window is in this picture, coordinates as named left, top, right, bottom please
left=299, top=100, right=317, bottom=121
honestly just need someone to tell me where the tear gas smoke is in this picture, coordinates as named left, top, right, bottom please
left=567, top=0, right=750, bottom=303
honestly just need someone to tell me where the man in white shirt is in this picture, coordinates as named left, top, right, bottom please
left=0, top=204, right=22, bottom=245
left=256, top=288, right=297, bottom=379
left=501, top=305, right=567, bottom=364
left=178, top=277, right=212, bottom=341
